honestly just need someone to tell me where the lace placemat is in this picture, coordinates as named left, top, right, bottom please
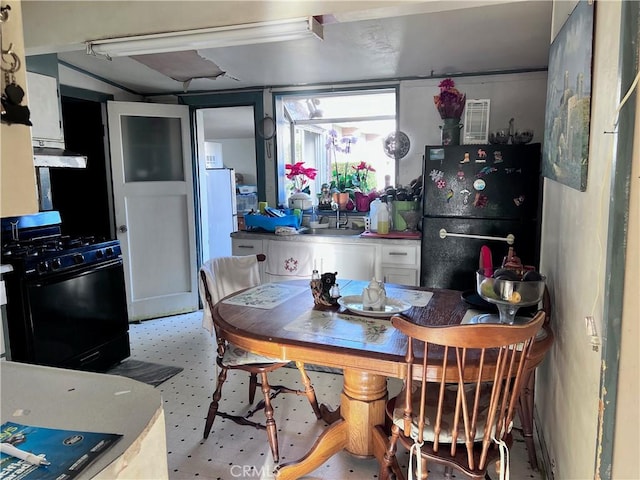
left=386, top=289, right=433, bottom=307
left=222, top=283, right=307, bottom=310
left=284, top=310, right=395, bottom=345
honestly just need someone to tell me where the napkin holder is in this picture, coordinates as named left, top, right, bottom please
left=310, top=271, right=340, bottom=308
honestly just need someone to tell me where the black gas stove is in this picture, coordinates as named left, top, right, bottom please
left=2, top=234, right=121, bottom=277
left=1, top=211, right=121, bottom=277
left=1, top=211, right=130, bottom=372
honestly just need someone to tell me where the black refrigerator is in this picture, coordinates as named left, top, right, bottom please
left=421, top=143, right=542, bottom=291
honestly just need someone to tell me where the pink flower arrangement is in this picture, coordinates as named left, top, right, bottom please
left=285, top=161, right=317, bottom=193
left=433, top=78, right=466, bottom=120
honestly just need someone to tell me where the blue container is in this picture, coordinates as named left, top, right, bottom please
left=244, top=213, right=301, bottom=232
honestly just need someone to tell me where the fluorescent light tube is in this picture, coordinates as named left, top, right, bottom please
left=87, top=17, right=323, bottom=58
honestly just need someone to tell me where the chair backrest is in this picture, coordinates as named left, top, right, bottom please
left=199, top=254, right=265, bottom=336
left=390, top=311, right=545, bottom=473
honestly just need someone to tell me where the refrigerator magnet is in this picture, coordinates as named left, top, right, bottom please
left=476, top=148, right=487, bottom=163
left=446, top=189, right=454, bottom=202
left=494, top=151, right=504, bottom=163
left=473, top=193, right=488, bottom=208
left=460, top=189, right=471, bottom=205
left=457, top=169, right=466, bottom=181
left=473, top=178, right=486, bottom=191
left=476, top=166, right=497, bottom=178
left=460, top=152, right=471, bottom=164
left=429, top=169, right=444, bottom=182
left=514, top=195, right=525, bottom=206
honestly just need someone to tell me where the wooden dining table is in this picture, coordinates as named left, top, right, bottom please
left=212, top=279, right=553, bottom=479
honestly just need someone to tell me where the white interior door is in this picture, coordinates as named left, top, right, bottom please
left=107, top=101, right=198, bottom=321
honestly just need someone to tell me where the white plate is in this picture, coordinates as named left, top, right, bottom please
left=338, top=295, right=412, bottom=318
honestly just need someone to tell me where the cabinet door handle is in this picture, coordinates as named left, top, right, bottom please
left=388, top=252, right=408, bottom=256
left=237, top=245, right=255, bottom=249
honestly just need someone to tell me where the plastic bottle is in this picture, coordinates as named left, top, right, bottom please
left=369, top=198, right=382, bottom=232
left=377, top=202, right=390, bottom=235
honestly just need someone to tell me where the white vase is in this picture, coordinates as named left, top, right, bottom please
left=288, top=192, right=313, bottom=210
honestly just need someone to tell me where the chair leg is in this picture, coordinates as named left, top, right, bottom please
left=380, top=424, right=403, bottom=480
left=295, top=361, right=322, bottom=419
left=517, top=369, right=538, bottom=469
left=420, top=457, right=428, bottom=479
left=248, top=373, right=258, bottom=404
left=260, top=372, right=280, bottom=463
left=204, top=364, right=228, bottom=439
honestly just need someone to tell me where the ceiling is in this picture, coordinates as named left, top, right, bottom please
left=22, top=1, right=553, bottom=97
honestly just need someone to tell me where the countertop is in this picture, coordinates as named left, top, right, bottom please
left=232, top=230, right=421, bottom=245
left=1, top=361, right=168, bottom=479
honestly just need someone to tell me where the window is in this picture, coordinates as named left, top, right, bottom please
left=274, top=89, right=397, bottom=206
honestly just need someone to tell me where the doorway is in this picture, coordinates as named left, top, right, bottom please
left=195, top=106, right=257, bottom=262
left=57, top=96, right=113, bottom=239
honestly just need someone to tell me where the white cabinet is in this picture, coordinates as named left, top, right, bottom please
left=232, top=235, right=420, bottom=286
left=27, top=72, right=64, bottom=148
left=379, top=244, right=421, bottom=286
left=232, top=238, right=263, bottom=256
left=381, top=267, right=419, bottom=287
left=314, top=242, right=376, bottom=281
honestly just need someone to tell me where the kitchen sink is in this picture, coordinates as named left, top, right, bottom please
left=299, top=228, right=364, bottom=236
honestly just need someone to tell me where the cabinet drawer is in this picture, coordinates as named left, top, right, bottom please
left=231, top=239, right=263, bottom=256
left=382, top=267, right=419, bottom=287
left=380, top=245, right=418, bottom=266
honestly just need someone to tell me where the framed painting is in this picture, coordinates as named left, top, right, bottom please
left=542, top=0, right=595, bottom=192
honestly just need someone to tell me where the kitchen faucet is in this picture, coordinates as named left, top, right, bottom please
left=331, top=202, right=349, bottom=229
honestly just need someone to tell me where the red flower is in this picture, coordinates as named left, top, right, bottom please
left=352, top=161, right=376, bottom=173
left=285, top=162, right=317, bottom=180
left=433, top=78, right=466, bottom=120
left=286, top=162, right=317, bottom=192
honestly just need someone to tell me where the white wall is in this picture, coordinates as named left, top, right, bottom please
left=59, top=64, right=142, bottom=101
left=537, top=2, right=626, bottom=478
left=397, top=72, right=548, bottom=186
left=210, top=138, right=257, bottom=185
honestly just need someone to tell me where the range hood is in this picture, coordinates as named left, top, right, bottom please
left=33, top=146, right=87, bottom=168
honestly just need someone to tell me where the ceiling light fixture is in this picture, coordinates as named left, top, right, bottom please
left=86, top=17, right=323, bottom=58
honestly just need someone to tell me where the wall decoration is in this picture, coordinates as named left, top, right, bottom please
left=542, top=0, right=594, bottom=191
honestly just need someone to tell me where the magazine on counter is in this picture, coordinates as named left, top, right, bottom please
left=0, top=421, right=122, bottom=480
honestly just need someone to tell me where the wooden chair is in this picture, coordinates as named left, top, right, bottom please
left=380, top=311, right=545, bottom=480
left=517, top=287, right=553, bottom=469
left=199, top=254, right=322, bottom=463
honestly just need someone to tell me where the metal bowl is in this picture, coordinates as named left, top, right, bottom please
left=488, top=130, right=510, bottom=144
left=512, top=130, right=534, bottom=144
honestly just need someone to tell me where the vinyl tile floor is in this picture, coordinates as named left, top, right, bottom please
left=129, top=311, right=545, bottom=480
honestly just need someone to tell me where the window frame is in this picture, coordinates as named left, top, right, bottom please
left=273, top=86, right=399, bottom=207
